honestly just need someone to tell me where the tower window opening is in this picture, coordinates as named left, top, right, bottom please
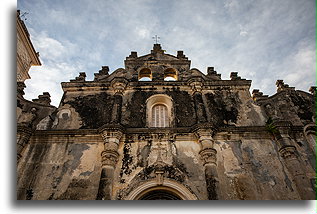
left=164, top=68, right=178, bottom=81
left=138, top=68, right=152, bottom=81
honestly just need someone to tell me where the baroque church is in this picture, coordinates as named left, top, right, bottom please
left=17, top=11, right=316, bottom=200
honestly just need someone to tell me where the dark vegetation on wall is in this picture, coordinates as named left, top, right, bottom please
left=126, top=88, right=196, bottom=128
left=66, top=93, right=114, bottom=129
left=289, top=91, right=314, bottom=122
left=205, top=92, right=240, bottom=128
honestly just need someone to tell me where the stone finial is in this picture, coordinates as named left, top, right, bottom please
left=94, top=66, right=109, bottom=81
left=276, top=80, right=285, bottom=92
left=151, top=44, right=164, bottom=54
left=177, top=51, right=185, bottom=59
left=71, top=72, right=86, bottom=82
left=230, top=72, right=241, bottom=80
left=100, top=66, right=109, bottom=75
left=207, top=67, right=215, bottom=75
left=252, top=89, right=268, bottom=101
left=276, top=80, right=294, bottom=92
left=207, top=67, right=221, bottom=80
left=129, top=51, right=138, bottom=58
left=32, top=92, right=51, bottom=105
left=309, top=86, right=316, bottom=96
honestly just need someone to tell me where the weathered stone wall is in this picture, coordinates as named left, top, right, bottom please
left=17, top=131, right=103, bottom=200
left=17, top=127, right=315, bottom=200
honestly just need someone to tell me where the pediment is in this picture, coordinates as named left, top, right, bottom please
left=136, top=53, right=180, bottom=61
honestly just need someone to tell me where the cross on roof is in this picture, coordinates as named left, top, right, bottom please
left=152, top=35, right=160, bottom=44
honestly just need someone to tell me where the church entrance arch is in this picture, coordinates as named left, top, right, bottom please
left=138, top=188, right=181, bottom=200
left=125, top=179, right=198, bottom=200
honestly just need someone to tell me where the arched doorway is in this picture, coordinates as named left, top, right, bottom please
left=139, top=189, right=181, bottom=200
left=125, top=179, right=198, bottom=200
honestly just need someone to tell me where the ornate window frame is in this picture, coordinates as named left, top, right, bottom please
left=146, top=94, right=174, bottom=128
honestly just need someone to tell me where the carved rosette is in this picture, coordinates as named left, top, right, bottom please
left=101, top=149, right=119, bottom=168
left=199, top=148, right=217, bottom=166
left=279, top=146, right=297, bottom=160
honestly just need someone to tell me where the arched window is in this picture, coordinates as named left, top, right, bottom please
left=146, top=94, right=173, bottom=128
left=164, top=68, right=178, bottom=81
left=152, top=104, right=168, bottom=127
left=138, top=68, right=152, bottom=81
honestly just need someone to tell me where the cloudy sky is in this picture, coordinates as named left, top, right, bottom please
left=18, top=0, right=315, bottom=106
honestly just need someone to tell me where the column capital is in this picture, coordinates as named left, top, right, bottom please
left=110, top=77, right=128, bottom=95
left=279, top=145, right=297, bottom=160
left=98, top=124, right=124, bottom=143
left=101, top=150, right=119, bottom=168
left=188, top=80, right=203, bottom=94
left=199, top=148, right=217, bottom=166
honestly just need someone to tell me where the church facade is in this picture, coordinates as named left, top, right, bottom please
left=17, top=38, right=316, bottom=199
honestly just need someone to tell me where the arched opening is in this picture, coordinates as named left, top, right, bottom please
left=164, top=68, right=178, bottom=81
left=125, top=179, right=198, bottom=200
left=139, top=189, right=181, bottom=200
left=138, top=68, right=152, bottom=81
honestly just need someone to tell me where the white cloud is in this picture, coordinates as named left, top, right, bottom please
left=18, top=0, right=315, bottom=103
left=24, top=30, right=84, bottom=106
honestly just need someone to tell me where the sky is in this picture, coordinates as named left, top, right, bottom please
left=17, top=0, right=316, bottom=106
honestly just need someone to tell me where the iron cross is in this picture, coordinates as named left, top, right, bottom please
left=152, top=35, right=160, bottom=44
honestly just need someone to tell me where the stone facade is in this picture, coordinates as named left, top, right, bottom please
left=17, top=43, right=316, bottom=200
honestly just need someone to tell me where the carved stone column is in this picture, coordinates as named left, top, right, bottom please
left=195, top=128, right=219, bottom=200
left=279, top=145, right=315, bottom=199
left=110, top=79, right=127, bottom=124
left=17, top=125, right=32, bottom=162
left=96, top=127, right=123, bottom=200
left=274, top=121, right=315, bottom=199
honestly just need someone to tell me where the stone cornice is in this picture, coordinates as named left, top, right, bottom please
left=32, top=125, right=305, bottom=136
